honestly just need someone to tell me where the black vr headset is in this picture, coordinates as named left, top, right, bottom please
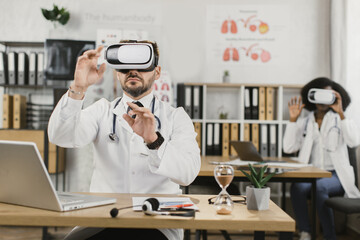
left=104, top=41, right=158, bottom=74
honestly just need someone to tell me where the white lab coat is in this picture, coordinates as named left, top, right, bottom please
left=283, top=110, right=360, bottom=198
left=48, top=91, right=201, bottom=240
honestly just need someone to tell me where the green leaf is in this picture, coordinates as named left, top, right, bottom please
left=249, top=164, right=259, bottom=180
left=250, top=174, right=261, bottom=188
left=259, top=172, right=276, bottom=188
left=239, top=169, right=254, bottom=185
left=41, top=9, right=50, bottom=20
left=58, top=12, right=70, bottom=25
left=53, top=4, right=60, bottom=15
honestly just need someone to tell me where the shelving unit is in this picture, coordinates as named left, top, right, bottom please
left=0, top=41, right=66, bottom=190
left=178, top=82, right=303, bottom=157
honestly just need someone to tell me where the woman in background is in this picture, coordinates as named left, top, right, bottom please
left=283, top=77, right=360, bottom=240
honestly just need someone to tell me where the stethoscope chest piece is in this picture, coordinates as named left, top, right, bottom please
left=109, top=133, right=119, bottom=142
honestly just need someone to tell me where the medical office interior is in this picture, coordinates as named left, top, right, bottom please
left=1, top=0, right=360, bottom=239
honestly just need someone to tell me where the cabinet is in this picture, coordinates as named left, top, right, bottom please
left=177, top=83, right=303, bottom=157
left=0, top=41, right=66, bottom=174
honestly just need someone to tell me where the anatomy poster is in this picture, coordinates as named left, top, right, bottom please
left=206, top=5, right=289, bottom=65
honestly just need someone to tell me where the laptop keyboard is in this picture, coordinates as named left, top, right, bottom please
left=58, top=193, right=86, bottom=205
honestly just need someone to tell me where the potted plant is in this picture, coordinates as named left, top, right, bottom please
left=41, top=4, right=70, bottom=28
left=222, top=70, right=230, bottom=83
left=240, top=164, right=276, bottom=210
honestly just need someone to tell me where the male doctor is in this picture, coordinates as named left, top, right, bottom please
left=48, top=40, right=201, bottom=240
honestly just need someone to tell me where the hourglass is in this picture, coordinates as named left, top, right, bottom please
left=213, top=165, right=234, bottom=214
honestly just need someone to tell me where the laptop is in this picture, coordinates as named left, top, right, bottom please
left=0, top=140, right=116, bottom=211
left=230, top=141, right=265, bottom=162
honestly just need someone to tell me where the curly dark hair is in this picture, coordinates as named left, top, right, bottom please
left=301, top=77, right=351, bottom=111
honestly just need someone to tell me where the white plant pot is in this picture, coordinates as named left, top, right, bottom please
left=246, top=185, right=270, bottom=210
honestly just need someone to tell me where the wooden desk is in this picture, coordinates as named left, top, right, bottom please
left=192, top=156, right=332, bottom=240
left=0, top=193, right=294, bottom=240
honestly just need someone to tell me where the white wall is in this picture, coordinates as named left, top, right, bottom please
left=0, top=0, right=330, bottom=85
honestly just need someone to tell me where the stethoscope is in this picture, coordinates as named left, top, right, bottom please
left=109, top=96, right=161, bottom=141
left=302, top=115, right=340, bottom=151
left=303, top=115, right=340, bottom=137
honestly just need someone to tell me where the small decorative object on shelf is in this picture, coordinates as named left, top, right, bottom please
left=240, top=164, right=276, bottom=210
left=218, top=106, right=228, bottom=119
left=41, top=4, right=70, bottom=27
left=222, top=70, right=230, bottom=83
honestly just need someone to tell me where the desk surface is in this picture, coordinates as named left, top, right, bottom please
left=200, top=156, right=332, bottom=178
left=0, top=193, right=295, bottom=232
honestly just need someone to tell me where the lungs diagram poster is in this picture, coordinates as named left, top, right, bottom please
left=206, top=5, right=289, bottom=66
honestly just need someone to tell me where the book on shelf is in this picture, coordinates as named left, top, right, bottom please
left=177, top=83, right=193, bottom=118
left=260, top=124, right=268, bottom=157
left=213, top=123, right=221, bottom=156
left=251, top=87, right=259, bottom=119
left=230, top=123, right=239, bottom=156
left=8, top=52, right=18, bottom=85
left=28, top=52, right=38, bottom=85
left=222, top=123, right=230, bottom=157
left=258, top=87, right=266, bottom=120
left=2, top=94, right=13, bottom=128
left=192, top=85, right=202, bottom=119
left=37, top=52, right=44, bottom=86
left=244, top=88, right=251, bottom=119
left=13, top=94, right=27, bottom=129
left=206, top=123, right=213, bottom=155
left=251, top=123, right=259, bottom=152
left=0, top=51, right=8, bottom=85
left=269, top=124, right=277, bottom=157
left=266, top=87, right=274, bottom=120
left=243, top=123, right=250, bottom=142
left=18, top=52, right=29, bottom=86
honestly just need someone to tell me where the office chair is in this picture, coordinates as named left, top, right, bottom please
left=325, top=147, right=360, bottom=227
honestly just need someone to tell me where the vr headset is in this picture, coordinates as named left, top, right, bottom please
left=308, top=88, right=336, bottom=105
left=104, top=42, right=158, bottom=74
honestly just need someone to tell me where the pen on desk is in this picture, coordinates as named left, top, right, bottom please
left=162, top=203, right=194, bottom=208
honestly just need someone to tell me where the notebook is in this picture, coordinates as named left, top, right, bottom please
left=0, top=140, right=116, bottom=211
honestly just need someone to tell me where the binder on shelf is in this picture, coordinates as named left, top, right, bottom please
left=243, top=123, right=250, bottom=142
left=8, top=52, right=18, bottom=85
left=2, top=94, right=13, bottom=128
left=258, top=87, right=266, bottom=120
left=251, top=123, right=259, bottom=152
left=37, top=52, right=44, bottom=86
left=29, top=52, right=38, bottom=85
left=244, top=88, right=251, bottom=119
left=206, top=123, right=214, bottom=155
left=266, top=87, right=274, bottom=120
left=269, top=124, right=277, bottom=157
left=18, top=52, right=29, bottom=85
left=192, top=85, right=202, bottom=119
left=260, top=124, right=268, bottom=157
left=230, top=123, right=239, bottom=156
left=251, top=87, right=259, bottom=119
left=194, top=122, right=202, bottom=150
left=0, top=52, right=8, bottom=85
left=184, top=85, right=192, bottom=117
left=222, top=123, right=230, bottom=157
left=13, top=94, right=27, bottom=129
left=176, top=83, right=192, bottom=118
left=213, top=123, right=221, bottom=156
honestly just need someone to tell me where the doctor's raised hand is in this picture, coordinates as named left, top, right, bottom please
left=69, top=46, right=106, bottom=100
left=288, top=96, right=305, bottom=122
left=330, top=91, right=345, bottom=120
left=123, top=102, right=158, bottom=144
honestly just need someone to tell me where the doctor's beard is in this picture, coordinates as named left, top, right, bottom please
left=121, top=73, right=155, bottom=98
